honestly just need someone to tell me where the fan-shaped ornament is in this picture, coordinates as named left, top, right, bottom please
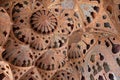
left=2, top=38, right=35, bottom=67
left=36, top=49, right=67, bottom=70
left=0, top=7, right=12, bottom=46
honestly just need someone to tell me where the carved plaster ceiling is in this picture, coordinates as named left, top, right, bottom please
left=0, top=0, right=120, bottom=80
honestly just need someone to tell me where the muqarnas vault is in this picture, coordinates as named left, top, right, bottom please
left=0, top=0, right=120, bottom=80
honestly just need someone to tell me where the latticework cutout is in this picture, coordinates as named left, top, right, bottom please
left=0, top=0, right=120, bottom=80
left=51, top=69, right=79, bottom=80
left=80, top=33, right=120, bottom=80
left=0, top=61, right=13, bottom=80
